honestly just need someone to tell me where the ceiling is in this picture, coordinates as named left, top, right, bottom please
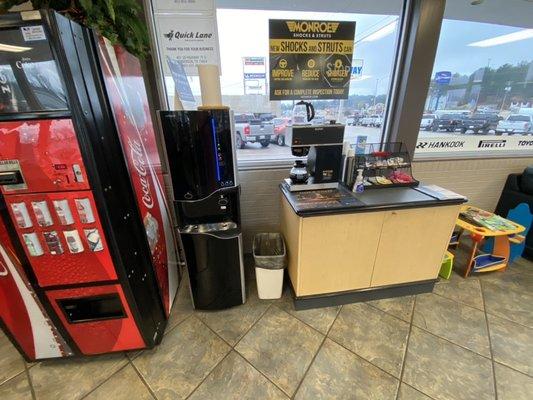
left=217, top=0, right=533, bottom=29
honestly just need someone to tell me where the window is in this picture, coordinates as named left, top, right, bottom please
left=414, top=0, right=533, bottom=157
left=152, top=1, right=404, bottom=165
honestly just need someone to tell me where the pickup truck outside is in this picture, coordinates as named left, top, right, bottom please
left=459, top=113, right=501, bottom=134
left=496, top=114, right=533, bottom=135
left=234, top=113, right=273, bottom=148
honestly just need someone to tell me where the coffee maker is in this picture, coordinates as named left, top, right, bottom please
left=285, top=123, right=345, bottom=191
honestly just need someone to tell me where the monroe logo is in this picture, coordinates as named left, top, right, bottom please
left=478, top=140, right=506, bottom=148
left=416, top=141, right=464, bottom=149
left=128, top=138, right=154, bottom=209
left=286, top=21, right=340, bottom=33
left=163, top=30, right=213, bottom=41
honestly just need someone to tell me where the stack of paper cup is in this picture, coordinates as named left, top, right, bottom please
left=198, top=64, right=223, bottom=109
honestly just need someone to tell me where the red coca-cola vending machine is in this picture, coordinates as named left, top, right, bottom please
left=0, top=10, right=179, bottom=360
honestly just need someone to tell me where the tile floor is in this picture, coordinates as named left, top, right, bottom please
left=1, top=250, right=533, bottom=400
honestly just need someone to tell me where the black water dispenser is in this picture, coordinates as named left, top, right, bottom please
left=159, top=110, right=245, bottom=310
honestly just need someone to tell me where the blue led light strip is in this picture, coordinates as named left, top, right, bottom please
left=211, top=116, right=221, bottom=182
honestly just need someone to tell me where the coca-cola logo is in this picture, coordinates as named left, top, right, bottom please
left=128, top=138, right=154, bottom=209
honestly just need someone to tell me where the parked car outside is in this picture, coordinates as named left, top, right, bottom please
left=420, top=114, right=436, bottom=130
left=496, top=114, right=533, bottom=135
left=271, top=117, right=291, bottom=146
left=360, top=115, right=382, bottom=127
left=345, top=115, right=361, bottom=126
left=431, top=114, right=462, bottom=132
left=459, top=113, right=501, bottom=134
left=234, top=113, right=273, bottom=148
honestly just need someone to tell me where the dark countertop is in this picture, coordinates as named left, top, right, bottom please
left=280, top=181, right=467, bottom=217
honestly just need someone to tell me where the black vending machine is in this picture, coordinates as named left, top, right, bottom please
left=159, top=110, right=245, bottom=310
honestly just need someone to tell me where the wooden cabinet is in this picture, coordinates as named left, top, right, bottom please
left=281, top=196, right=461, bottom=297
left=370, top=206, right=460, bottom=287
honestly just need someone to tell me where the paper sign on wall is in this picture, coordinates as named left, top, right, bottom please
left=155, top=14, right=220, bottom=75
left=269, top=19, right=356, bottom=100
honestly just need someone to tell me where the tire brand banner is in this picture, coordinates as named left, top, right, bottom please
left=416, top=135, right=533, bottom=153
left=269, top=19, right=356, bottom=100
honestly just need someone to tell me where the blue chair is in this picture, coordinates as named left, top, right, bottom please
left=483, top=203, right=533, bottom=263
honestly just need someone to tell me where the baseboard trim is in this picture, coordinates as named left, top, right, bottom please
left=291, top=279, right=436, bottom=310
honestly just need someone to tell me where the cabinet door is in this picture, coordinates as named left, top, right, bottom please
left=298, top=211, right=385, bottom=296
left=371, top=205, right=460, bottom=287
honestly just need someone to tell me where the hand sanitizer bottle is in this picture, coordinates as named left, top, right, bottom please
left=353, top=169, right=365, bottom=193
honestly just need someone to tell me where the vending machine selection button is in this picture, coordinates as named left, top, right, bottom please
left=63, top=230, right=84, bottom=253
left=11, top=202, right=33, bottom=228
left=74, top=198, right=95, bottom=223
left=84, top=228, right=104, bottom=252
left=53, top=200, right=74, bottom=225
left=31, top=201, right=53, bottom=227
left=43, top=231, right=64, bottom=255
left=22, top=233, right=44, bottom=256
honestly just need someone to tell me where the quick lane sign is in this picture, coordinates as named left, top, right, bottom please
left=269, top=19, right=356, bottom=100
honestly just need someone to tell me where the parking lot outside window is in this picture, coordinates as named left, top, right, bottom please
left=414, top=0, right=533, bottom=158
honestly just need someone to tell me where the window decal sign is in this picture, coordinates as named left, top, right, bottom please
left=416, top=135, right=533, bottom=153
left=269, top=19, right=356, bottom=100
left=243, top=57, right=266, bottom=95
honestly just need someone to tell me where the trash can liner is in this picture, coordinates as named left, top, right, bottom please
left=253, top=233, right=286, bottom=270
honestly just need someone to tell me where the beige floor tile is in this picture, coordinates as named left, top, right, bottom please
left=403, top=327, right=495, bottom=400
left=0, top=331, right=25, bottom=385
left=413, top=293, right=490, bottom=357
left=488, top=314, right=533, bottom=376
left=432, top=273, right=484, bottom=310
left=366, top=295, right=415, bottom=322
left=235, top=306, right=323, bottom=397
left=0, top=372, right=32, bottom=400
left=494, top=362, right=533, bottom=400
left=482, top=280, right=533, bottom=328
left=84, top=364, right=153, bottom=400
left=329, top=303, right=409, bottom=378
left=29, top=353, right=128, bottom=400
left=189, top=351, right=287, bottom=400
left=195, top=284, right=271, bottom=345
left=276, top=288, right=340, bottom=334
left=295, top=339, right=398, bottom=400
left=133, top=316, right=229, bottom=400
